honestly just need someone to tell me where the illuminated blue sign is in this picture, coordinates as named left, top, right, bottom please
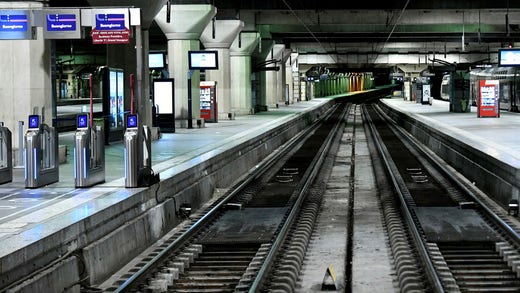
left=95, top=14, right=125, bottom=31
left=46, top=14, right=76, bottom=32
left=0, top=14, right=27, bottom=31
left=42, top=9, right=81, bottom=39
left=0, top=11, right=31, bottom=40
left=28, top=115, right=39, bottom=129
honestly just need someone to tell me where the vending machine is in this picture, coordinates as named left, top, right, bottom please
left=478, top=79, right=500, bottom=118
left=200, top=81, right=217, bottom=122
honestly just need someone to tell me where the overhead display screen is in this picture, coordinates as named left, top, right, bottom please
left=149, top=52, right=165, bottom=69
left=188, top=50, right=218, bottom=70
left=498, top=48, right=520, bottom=66
left=0, top=10, right=33, bottom=40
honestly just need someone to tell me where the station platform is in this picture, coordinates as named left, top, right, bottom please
left=0, top=101, right=329, bottom=231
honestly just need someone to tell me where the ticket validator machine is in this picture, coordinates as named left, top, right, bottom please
left=0, top=122, right=13, bottom=184
left=24, top=115, right=59, bottom=188
left=74, top=114, right=105, bottom=187
left=124, top=114, right=159, bottom=188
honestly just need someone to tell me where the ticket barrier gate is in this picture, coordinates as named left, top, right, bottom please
left=0, top=123, right=12, bottom=184
left=124, top=114, right=159, bottom=188
left=74, top=114, right=105, bottom=187
left=24, top=115, right=59, bottom=188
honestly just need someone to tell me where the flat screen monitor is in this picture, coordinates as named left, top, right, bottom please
left=77, top=114, right=88, bottom=129
left=498, top=48, right=520, bottom=66
left=126, top=114, right=138, bottom=129
left=28, top=115, right=39, bottom=129
left=149, top=52, right=165, bottom=69
left=188, top=50, right=218, bottom=70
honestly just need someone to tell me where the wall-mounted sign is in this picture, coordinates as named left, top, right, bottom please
left=478, top=80, right=500, bottom=118
left=91, top=9, right=130, bottom=45
left=0, top=10, right=34, bottom=40
left=43, top=9, right=81, bottom=39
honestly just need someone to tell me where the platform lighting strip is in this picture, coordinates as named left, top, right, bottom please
left=24, top=148, right=27, bottom=180
left=83, top=147, right=87, bottom=179
left=33, top=148, right=37, bottom=180
left=73, top=147, right=76, bottom=179
left=124, top=148, right=127, bottom=181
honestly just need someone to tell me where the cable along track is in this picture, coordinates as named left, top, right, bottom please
left=364, top=103, right=520, bottom=293
left=109, top=103, right=351, bottom=292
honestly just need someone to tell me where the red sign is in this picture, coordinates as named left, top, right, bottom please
left=91, top=28, right=130, bottom=44
left=478, top=80, right=500, bottom=118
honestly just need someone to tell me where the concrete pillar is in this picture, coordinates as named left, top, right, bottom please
left=229, top=32, right=259, bottom=115
left=0, top=1, right=50, bottom=163
left=200, top=20, right=244, bottom=119
left=155, top=4, right=216, bottom=126
left=280, top=48, right=292, bottom=105
left=253, top=39, right=274, bottom=110
left=288, top=52, right=300, bottom=104
left=264, top=44, right=285, bottom=108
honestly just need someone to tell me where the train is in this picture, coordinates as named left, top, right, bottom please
left=440, top=66, right=520, bottom=111
left=440, top=74, right=450, bottom=101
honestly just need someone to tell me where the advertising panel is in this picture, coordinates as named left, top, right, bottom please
left=478, top=80, right=500, bottom=118
left=91, top=9, right=130, bottom=44
left=109, top=70, right=118, bottom=127
left=43, top=9, right=81, bottom=39
left=153, top=79, right=175, bottom=133
left=422, top=84, right=431, bottom=104
left=117, top=71, right=124, bottom=127
left=0, top=10, right=33, bottom=40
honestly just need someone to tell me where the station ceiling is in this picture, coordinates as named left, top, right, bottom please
left=48, top=0, right=520, bottom=68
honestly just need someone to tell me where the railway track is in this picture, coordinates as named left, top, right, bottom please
left=364, top=103, right=520, bottom=292
left=103, top=103, right=351, bottom=292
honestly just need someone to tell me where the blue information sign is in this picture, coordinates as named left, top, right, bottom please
left=46, top=14, right=76, bottom=32
left=0, top=14, right=27, bottom=32
left=0, top=11, right=31, bottom=40
left=95, top=14, right=125, bottom=31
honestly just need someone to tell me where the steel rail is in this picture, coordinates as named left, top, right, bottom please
left=363, top=105, right=445, bottom=293
left=374, top=104, right=520, bottom=245
left=113, top=105, right=339, bottom=292
left=249, top=104, right=351, bottom=292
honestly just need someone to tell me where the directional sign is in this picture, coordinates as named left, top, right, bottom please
left=0, top=10, right=33, bottom=40
left=91, top=9, right=130, bottom=45
left=47, top=14, right=76, bottom=31
left=43, top=9, right=81, bottom=39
